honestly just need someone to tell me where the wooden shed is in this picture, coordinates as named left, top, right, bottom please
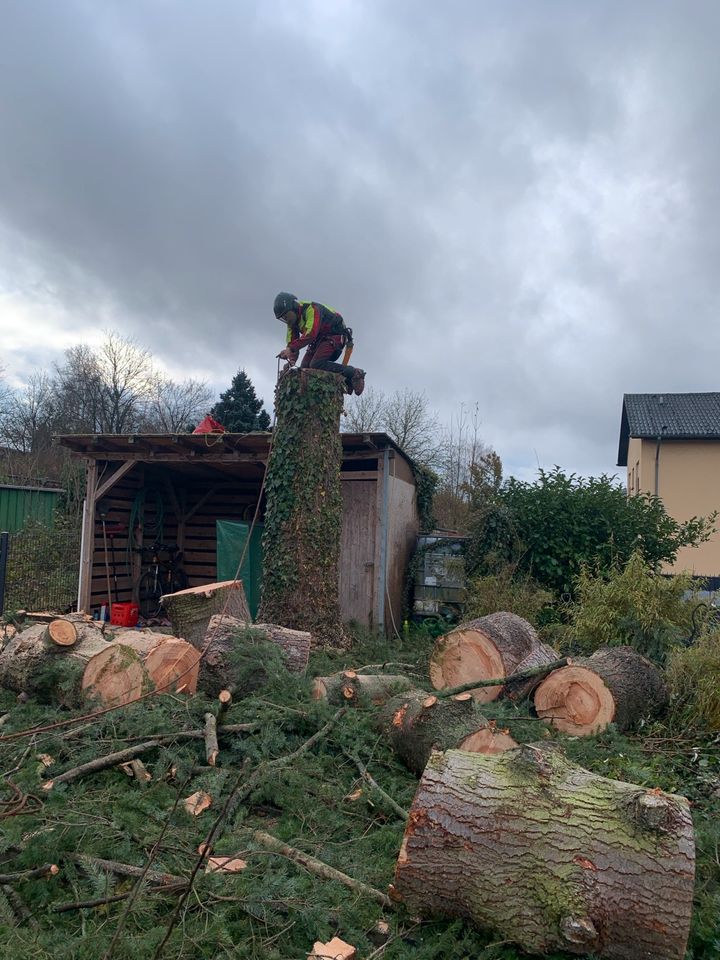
left=58, top=431, right=419, bottom=634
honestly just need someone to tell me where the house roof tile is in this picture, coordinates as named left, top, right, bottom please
left=617, top=392, right=720, bottom=465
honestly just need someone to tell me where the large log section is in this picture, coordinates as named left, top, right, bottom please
left=429, top=612, right=541, bottom=702
left=379, top=689, right=517, bottom=775
left=258, top=369, right=346, bottom=646
left=0, top=620, right=109, bottom=697
left=392, top=745, right=695, bottom=960
left=199, top=614, right=311, bottom=697
left=534, top=646, right=669, bottom=735
left=162, top=581, right=251, bottom=649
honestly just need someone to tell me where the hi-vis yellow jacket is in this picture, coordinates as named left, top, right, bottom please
left=286, top=301, right=345, bottom=353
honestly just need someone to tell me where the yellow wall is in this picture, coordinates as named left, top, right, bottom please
left=627, top=438, right=720, bottom=575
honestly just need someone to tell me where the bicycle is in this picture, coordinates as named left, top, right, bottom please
left=137, top=542, right=188, bottom=619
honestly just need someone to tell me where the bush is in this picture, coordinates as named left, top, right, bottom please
left=667, top=631, right=720, bottom=730
left=466, top=466, right=715, bottom=598
left=564, top=551, right=700, bottom=662
left=463, top=567, right=553, bottom=628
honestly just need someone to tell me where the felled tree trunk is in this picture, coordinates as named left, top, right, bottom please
left=312, top=671, right=414, bottom=706
left=0, top=620, right=110, bottom=699
left=258, top=368, right=346, bottom=646
left=533, top=645, right=669, bottom=735
left=82, top=636, right=200, bottom=707
left=161, top=581, right=251, bottom=650
left=429, top=612, right=541, bottom=703
left=379, top=689, right=517, bottom=775
left=392, top=745, right=695, bottom=960
left=198, top=614, right=311, bottom=697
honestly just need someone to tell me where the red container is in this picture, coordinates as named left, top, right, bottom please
left=110, top=602, right=139, bottom=627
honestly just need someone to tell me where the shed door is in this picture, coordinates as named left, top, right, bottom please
left=339, top=480, right=377, bottom=627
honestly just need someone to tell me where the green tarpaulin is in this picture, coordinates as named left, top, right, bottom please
left=216, top=520, right=264, bottom=619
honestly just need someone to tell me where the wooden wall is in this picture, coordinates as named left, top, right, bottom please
left=84, top=450, right=417, bottom=632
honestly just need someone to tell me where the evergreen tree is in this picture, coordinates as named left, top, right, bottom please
left=211, top=369, right=270, bottom=432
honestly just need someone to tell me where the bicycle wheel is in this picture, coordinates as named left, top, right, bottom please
left=138, top=571, right=163, bottom=619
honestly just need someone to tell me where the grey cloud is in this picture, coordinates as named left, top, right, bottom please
left=1, top=0, right=720, bottom=480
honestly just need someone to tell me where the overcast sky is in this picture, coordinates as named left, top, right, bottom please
left=1, top=0, right=719, bottom=480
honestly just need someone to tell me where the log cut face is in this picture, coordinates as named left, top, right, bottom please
left=393, top=746, right=695, bottom=960
left=429, top=612, right=540, bottom=703
left=258, top=369, right=346, bottom=646
left=379, top=689, right=517, bottom=775
left=534, top=646, right=669, bottom=735
left=162, top=581, right=251, bottom=650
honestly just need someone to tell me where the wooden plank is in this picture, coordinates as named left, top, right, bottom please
left=78, top=460, right=98, bottom=613
left=95, top=461, right=137, bottom=503
left=339, top=480, right=377, bottom=627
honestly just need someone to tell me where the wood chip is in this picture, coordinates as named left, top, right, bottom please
left=308, top=937, right=357, bottom=959
left=205, top=855, right=248, bottom=874
left=344, top=788, right=363, bottom=801
left=37, top=754, right=54, bottom=768
left=183, top=790, right=212, bottom=816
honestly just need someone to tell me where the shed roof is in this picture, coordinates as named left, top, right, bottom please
left=57, top=430, right=416, bottom=468
left=617, top=393, right=720, bottom=466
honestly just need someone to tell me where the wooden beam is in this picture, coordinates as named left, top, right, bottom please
left=95, top=461, right=136, bottom=502
left=78, top=460, right=98, bottom=613
left=183, top=486, right=219, bottom=524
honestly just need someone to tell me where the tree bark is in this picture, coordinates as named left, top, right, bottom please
left=0, top=621, right=110, bottom=700
left=312, top=671, right=414, bottom=706
left=392, top=745, right=695, bottom=960
left=379, top=689, right=517, bottom=775
left=198, top=614, right=310, bottom=698
left=429, top=612, right=541, bottom=703
left=161, top=580, right=251, bottom=650
left=504, top=642, right=561, bottom=702
left=258, top=368, right=346, bottom=646
left=533, top=646, right=669, bottom=735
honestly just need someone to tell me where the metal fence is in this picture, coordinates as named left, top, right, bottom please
left=0, top=520, right=81, bottom=614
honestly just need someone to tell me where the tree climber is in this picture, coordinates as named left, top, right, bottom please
left=273, top=292, right=365, bottom=395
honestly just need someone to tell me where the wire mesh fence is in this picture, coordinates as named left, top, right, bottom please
left=1, top=518, right=81, bottom=614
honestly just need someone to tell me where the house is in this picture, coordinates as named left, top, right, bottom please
left=617, top=393, right=720, bottom=576
left=58, top=431, right=419, bottom=633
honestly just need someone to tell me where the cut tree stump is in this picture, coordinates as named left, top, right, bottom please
left=312, top=671, right=413, bottom=706
left=429, top=612, right=541, bottom=703
left=379, top=689, right=517, bottom=775
left=82, top=636, right=200, bottom=706
left=0, top=621, right=110, bottom=699
left=258, top=368, right=346, bottom=646
left=533, top=645, right=669, bottom=735
left=199, top=614, right=311, bottom=698
left=392, top=745, right=695, bottom=960
left=161, top=581, right=251, bottom=650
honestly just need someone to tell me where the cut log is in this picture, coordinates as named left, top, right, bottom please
left=198, top=615, right=310, bottom=698
left=379, top=689, right=517, bottom=775
left=258, top=368, right=347, bottom=646
left=533, top=645, right=669, bottom=735
left=44, top=619, right=78, bottom=647
left=392, top=745, right=695, bottom=960
left=429, top=612, right=541, bottom=703
left=504, top=642, right=561, bottom=701
left=82, top=644, right=150, bottom=707
left=81, top=636, right=200, bottom=706
left=312, top=671, right=414, bottom=706
left=0, top=621, right=110, bottom=699
left=161, top=580, right=251, bottom=650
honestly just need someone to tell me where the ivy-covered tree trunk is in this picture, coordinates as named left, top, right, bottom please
left=258, top=369, right=346, bottom=646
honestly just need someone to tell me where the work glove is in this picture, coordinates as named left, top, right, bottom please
left=277, top=348, right=297, bottom=364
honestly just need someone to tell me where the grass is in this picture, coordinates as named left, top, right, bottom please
left=0, top=625, right=718, bottom=959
